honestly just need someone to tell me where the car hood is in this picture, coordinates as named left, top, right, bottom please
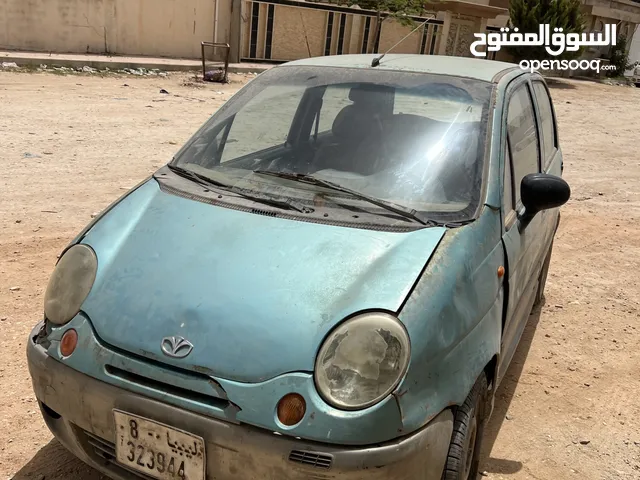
left=80, top=178, right=446, bottom=382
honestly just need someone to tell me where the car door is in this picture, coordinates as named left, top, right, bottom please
left=498, top=77, right=547, bottom=382
left=530, top=77, right=563, bottom=247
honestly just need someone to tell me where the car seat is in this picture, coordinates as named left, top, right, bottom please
left=312, top=85, right=393, bottom=174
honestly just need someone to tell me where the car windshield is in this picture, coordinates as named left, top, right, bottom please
left=170, top=65, right=494, bottom=223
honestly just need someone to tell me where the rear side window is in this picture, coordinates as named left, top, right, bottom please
left=532, top=81, right=557, bottom=168
left=506, top=84, right=540, bottom=206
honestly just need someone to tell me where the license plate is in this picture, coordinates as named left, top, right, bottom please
left=113, top=410, right=205, bottom=480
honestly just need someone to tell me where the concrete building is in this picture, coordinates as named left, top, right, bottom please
left=486, top=0, right=640, bottom=67
left=0, top=0, right=639, bottom=65
left=628, top=23, right=640, bottom=69
left=0, top=0, right=506, bottom=62
left=0, top=0, right=230, bottom=60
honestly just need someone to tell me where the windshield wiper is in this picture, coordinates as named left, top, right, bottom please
left=166, top=165, right=307, bottom=213
left=253, top=169, right=431, bottom=226
left=168, top=164, right=229, bottom=188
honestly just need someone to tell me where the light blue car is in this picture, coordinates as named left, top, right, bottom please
left=27, top=54, right=570, bottom=480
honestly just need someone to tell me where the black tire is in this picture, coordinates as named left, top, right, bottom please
left=534, top=240, right=554, bottom=307
left=442, top=373, right=488, bottom=480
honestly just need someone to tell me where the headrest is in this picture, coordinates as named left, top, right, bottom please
left=331, top=105, right=374, bottom=140
left=348, top=84, right=393, bottom=106
left=349, top=86, right=372, bottom=103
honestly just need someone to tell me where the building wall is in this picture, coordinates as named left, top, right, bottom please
left=0, top=0, right=510, bottom=62
left=628, top=24, right=640, bottom=69
left=0, top=0, right=233, bottom=59
left=445, top=15, right=486, bottom=57
left=239, top=0, right=446, bottom=62
left=272, top=6, right=326, bottom=59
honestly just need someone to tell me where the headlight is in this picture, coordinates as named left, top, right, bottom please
left=44, top=244, right=97, bottom=325
left=315, top=312, right=410, bottom=410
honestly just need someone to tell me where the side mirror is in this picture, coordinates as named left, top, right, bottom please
left=519, top=173, right=571, bottom=230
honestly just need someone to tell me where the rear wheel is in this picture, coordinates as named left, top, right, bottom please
left=442, top=373, right=488, bottom=480
left=534, top=240, right=554, bottom=306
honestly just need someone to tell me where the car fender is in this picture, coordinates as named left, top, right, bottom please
left=56, top=175, right=153, bottom=263
left=394, top=206, right=504, bottom=434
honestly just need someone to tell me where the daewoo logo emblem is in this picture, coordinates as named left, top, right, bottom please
left=161, top=336, right=194, bottom=359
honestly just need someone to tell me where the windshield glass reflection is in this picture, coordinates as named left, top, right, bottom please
left=171, top=66, right=494, bottom=223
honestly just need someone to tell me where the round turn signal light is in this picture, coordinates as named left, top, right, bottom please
left=60, top=329, right=78, bottom=357
left=276, top=393, right=306, bottom=426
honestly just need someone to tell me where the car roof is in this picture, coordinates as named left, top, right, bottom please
left=281, top=54, right=521, bottom=83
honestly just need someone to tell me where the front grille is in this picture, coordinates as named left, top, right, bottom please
left=83, top=429, right=334, bottom=476
left=105, top=365, right=230, bottom=411
left=83, top=430, right=155, bottom=480
left=288, top=449, right=333, bottom=470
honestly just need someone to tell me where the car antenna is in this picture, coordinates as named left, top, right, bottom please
left=371, top=14, right=436, bottom=67
left=299, top=11, right=312, bottom=57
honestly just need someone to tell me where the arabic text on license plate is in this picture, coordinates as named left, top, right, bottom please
left=113, top=410, right=205, bottom=480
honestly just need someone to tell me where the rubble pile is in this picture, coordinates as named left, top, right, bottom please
left=0, top=62, right=170, bottom=77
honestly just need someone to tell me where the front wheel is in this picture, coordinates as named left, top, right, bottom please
left=442, top=373, right=488, bottom=480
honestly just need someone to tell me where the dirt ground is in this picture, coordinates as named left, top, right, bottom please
left=1, top=69, right=639, bottom=480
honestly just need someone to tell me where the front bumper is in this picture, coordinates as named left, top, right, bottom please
left=27, top=323, right=453, bottom=480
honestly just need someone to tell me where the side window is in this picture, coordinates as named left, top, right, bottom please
left=507, top=84, right=540, bottom=206
left=221, top=85, right=306, bottom=162
left=532, top=81, right=557, bottom=169
left=503, top=141, right=514, bottom=215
